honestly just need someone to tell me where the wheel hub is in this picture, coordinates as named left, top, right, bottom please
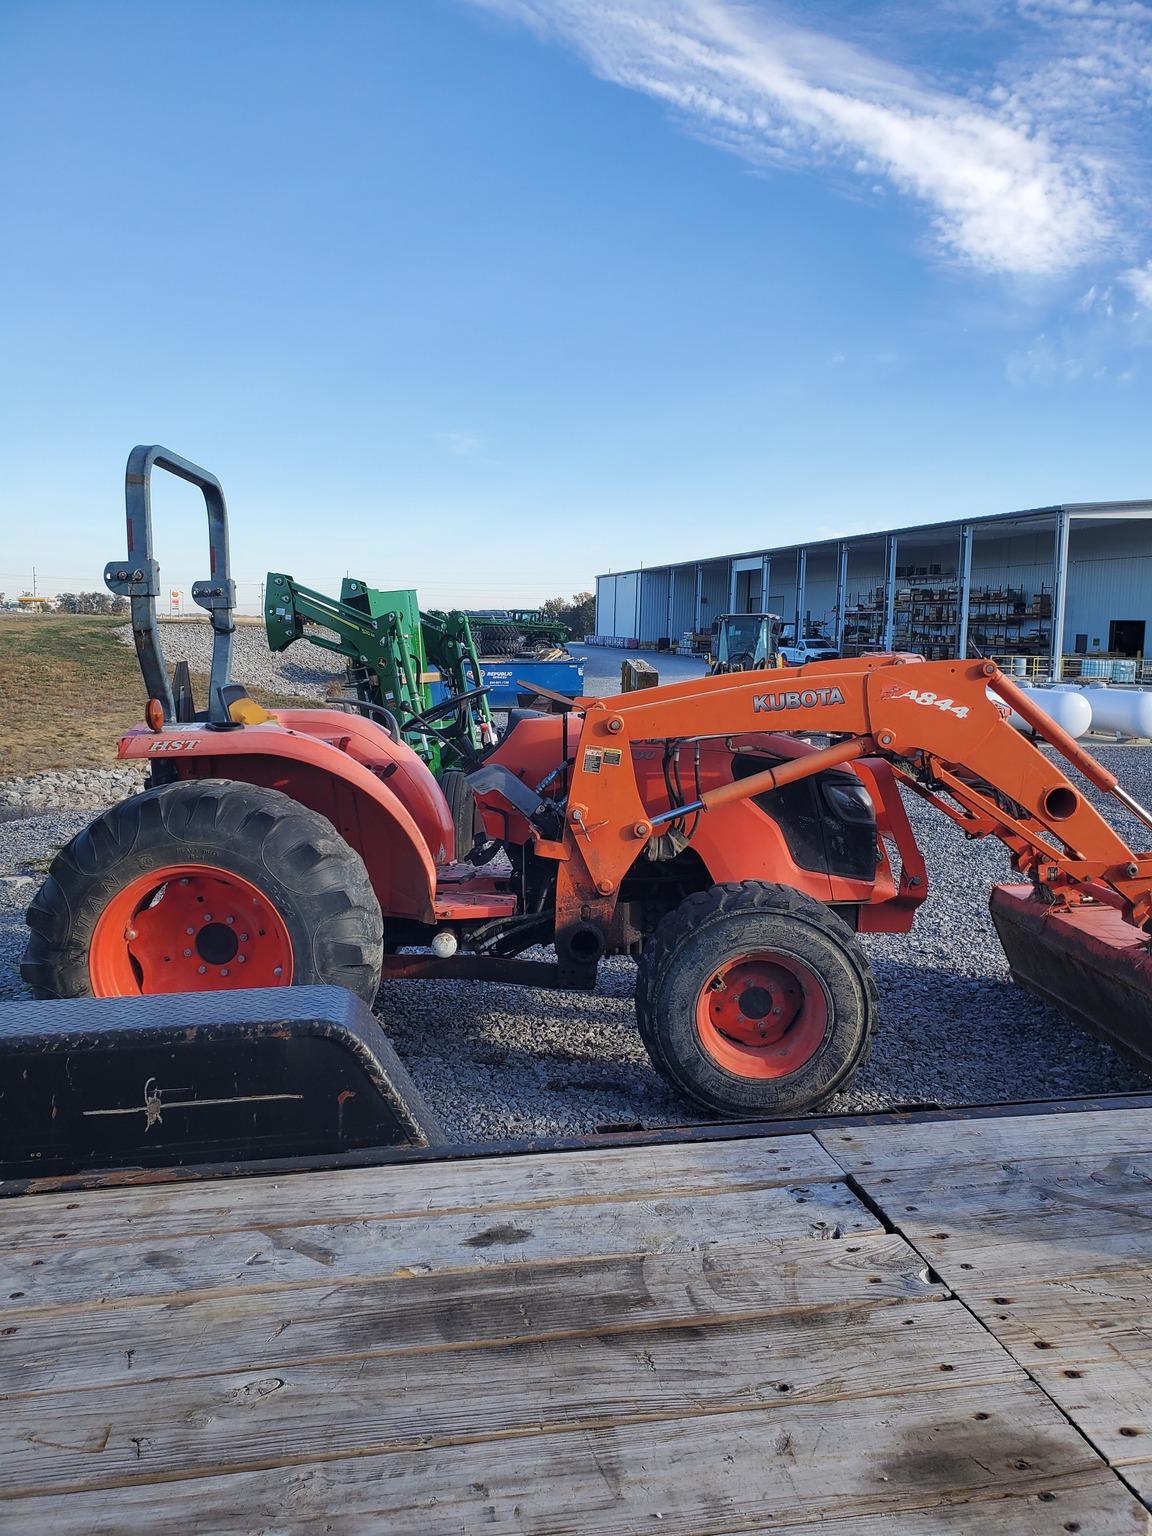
left=195, top=922, right=240, bottom=966
left=695, top=950, right=826, bottom=1078
left=90, top=866, right=294, bottom=995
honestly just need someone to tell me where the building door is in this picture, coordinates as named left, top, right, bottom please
left=733, top=568, right=759, bottom=613
left=1108, top=620, right=1146, bottom=656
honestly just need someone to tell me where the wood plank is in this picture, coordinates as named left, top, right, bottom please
left=0, top=1300, right=1018, bottom=1497
left=741, top=1484, right=1152, bottom=1535
left=13, top=1484, right=1143, bottom=1536
left=1030, top=1353, right=1152, bottom=1469
left=905, top=1262, right=1152, bottom=1484
left=817, top=1107, right=1152, bottom=1175
left=962, top=1265, right=1152, bottom=1361
left=903, top=1229, right=1152, bottom=1287
left=0, top=1182, right=880, bottom=1316
left=847, top=1136, right=1152, bottom=1497
left=855, top=1153, right=1152, bottom=1246
left=0, top=1135, right=843, bottom=1251
left=0, top=1232, right=943, bottom=1397
left=2, top=1382, right=1128, bottom=1534
left=1119, top=1460, right=1152, bottom=1507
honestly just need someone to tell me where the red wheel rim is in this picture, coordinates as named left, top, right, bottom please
left=695, top=951, right=828, bottom=1079
left=89, top=865, right=294, bottom=996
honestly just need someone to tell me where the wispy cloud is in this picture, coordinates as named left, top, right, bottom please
left=1124, top=261, right=1152, bottom=308
left=466, top=0, right=1151, bottom=280
left=436, top=429, right=485, bottom=457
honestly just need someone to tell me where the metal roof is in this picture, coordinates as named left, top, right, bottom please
left=596, top=499, right=1152, bottom=581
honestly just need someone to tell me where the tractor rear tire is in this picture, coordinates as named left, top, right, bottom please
left=21, top=779, right=384, bottom=1004
left=478, top=622, right=523, bottom=657
left=635, top=881, right=877, bottom=1118
left=440, top=768, right=481, bottom=863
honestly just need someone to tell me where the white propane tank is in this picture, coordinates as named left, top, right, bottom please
left=987, top=683, right=1092, bottom=739
left=1083, top=684, right=1152, bottom=739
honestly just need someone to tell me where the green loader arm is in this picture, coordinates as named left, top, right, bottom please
left=263, top=573, right=493, bottom=774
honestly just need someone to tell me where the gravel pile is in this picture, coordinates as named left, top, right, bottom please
left=0, top=767, right=146, bottom=820
left=116, top=620, right=340, bottom=700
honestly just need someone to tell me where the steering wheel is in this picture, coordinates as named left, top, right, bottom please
left=729, top=650, right=756, bottom=670
left=406, top=686, right=491, bottom=732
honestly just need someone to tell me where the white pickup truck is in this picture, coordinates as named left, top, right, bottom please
left=778, top=627, right=839, bottom=665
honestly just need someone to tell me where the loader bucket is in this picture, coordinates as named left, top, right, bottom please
left=990, top=883, right=1152, bottom=1074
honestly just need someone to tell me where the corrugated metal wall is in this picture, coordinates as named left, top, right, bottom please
left=1065, top=523, right=1152, bottom=649
left=616, top=571, right=640, bottom=638
left=595, top=574, right=613, bottom=636
left=970, top=528, right=1054, bottom=595
left=766, top=550, right=797, bottom=621
left=638, top=568, right=671, bottom=643
left=698, top=561, right=728, bottom=628
left=803, top=553, right=839, bottom=629
left=669, top=567, right=696, bottom=640
left=595, top=572, right=642, bottom=639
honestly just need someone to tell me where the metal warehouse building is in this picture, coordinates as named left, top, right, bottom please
left=595, top=499, right=1152, bottom=677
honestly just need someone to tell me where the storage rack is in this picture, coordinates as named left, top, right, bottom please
left=840, top=574, right=1053, bottom=661
left=966, top=583, right=1052, bottom=658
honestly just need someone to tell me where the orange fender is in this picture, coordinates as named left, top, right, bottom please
left=119, top=710, right=451, bottom=923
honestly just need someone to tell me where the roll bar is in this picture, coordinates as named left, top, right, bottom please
left=104, top=446, right=236, bottom=725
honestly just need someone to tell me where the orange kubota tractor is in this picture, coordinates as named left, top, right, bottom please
left=22, top=448, right=1152, bottom=1118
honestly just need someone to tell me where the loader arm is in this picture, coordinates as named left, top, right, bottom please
left=263, top=573, right=492, bottom=771
left=542, top=655, right=1152, bottom=936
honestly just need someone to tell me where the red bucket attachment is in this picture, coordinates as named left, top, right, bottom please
left=990, top=883, right=1152, bottom=1073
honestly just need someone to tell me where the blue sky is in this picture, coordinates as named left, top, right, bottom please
left=1, top=0, right=1150, bottom=611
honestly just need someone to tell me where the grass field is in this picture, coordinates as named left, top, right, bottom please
left=0, top=615, right=304, bottom=779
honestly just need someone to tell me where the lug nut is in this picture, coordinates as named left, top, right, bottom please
left=124, top=928, right=137, bottom=941
left=197, top=965, right=206, bottom=975
left=186, top=927, right=195, bottom=935
left=183, top=948, right=192, bottom=957
left=273, top=965, right=283, bottom=977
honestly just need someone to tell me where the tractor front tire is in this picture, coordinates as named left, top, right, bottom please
left=22, top=779, right=384, bottom=1004
left=635, top=882, right=877, bottom=1118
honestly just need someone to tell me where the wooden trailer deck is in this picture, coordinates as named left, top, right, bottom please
left=2, top=1102, right=1152, bottom=1533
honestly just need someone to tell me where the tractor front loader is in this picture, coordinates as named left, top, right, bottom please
left=264, top=570, right=495, bottom=854
left=22, top=446, right=1152, bottom=1119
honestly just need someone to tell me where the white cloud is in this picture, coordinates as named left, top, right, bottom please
left=1123, top=262, right=1152, bottom=307
left=467, top=0, right=1143, bottom=277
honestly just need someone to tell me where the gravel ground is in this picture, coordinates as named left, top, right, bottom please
left=2, top=629, right=1148, bottom=1140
